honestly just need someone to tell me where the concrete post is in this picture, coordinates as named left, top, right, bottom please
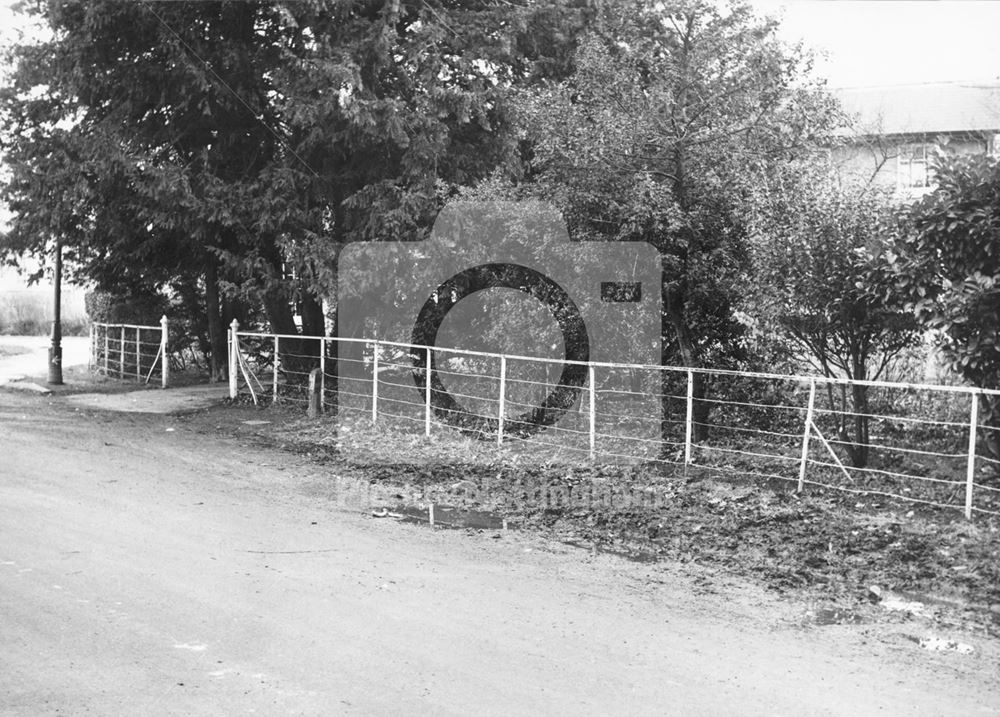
left=160, top=315, right=170, bottom=389
left=307, top=368, right=323, bottom=418
left=229, top=319, right=239, bottom=399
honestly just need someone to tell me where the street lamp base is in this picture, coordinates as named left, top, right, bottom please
left=48, top=345, right=63, bottom=385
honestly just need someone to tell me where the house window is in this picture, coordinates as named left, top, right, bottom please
left=898, top=143, right=931, bottom=189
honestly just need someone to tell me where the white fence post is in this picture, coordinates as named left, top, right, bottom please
left=135, top=327, right=141, bottom=381
left=119, top=326, right=125, bottom=378
left=425, top=346, right=432, bottom=437
left=965, top=391, right=980, bottom=520
left=160, top=315, right=169, bottom=388
left=228, top=319, right=239, bottom=399
left=684, top=369, right=694, bottom=464
left=589, top=364, right=596, bottom=460
left=371, top=341, right=379, bottom=425
left=319, top=337, right=326, bottom=410
left=497, top=355, right=506, bottom=446
left=272, top=335, right=279, bottom=404
left=798, top=379, right=817, bottom=493
left=88, top=324, right=95, bottom=371
left=103, top=326, right=109, bottom=375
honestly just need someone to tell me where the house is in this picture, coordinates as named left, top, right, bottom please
left=832, top=81, right=1000, bottom=199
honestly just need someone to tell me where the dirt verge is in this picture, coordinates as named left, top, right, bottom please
left=174, top=399, right=1000, bottom=642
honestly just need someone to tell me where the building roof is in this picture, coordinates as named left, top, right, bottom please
left=835, top=82, right=1000, bottom=137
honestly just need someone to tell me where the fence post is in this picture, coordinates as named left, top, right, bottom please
left=497, top=355, right=506, bottom=446
left=119, top=326, right=125, bottom=378
left=425, top=346, right=432, bottom=437
left=272, top=335, right=279, bottom=404
left=684, top=369, right=694, bottom=464
left=798, top=379, right=817, bottom=493
left=965, top=391, right=980, bottom=520
left=135, top=327, right=141, bottom=381
left=320, top=337, right=326, bottom=410
left=371, top=341, right=380, bottom=425
left=159, top=315, right=169, bottom=389
left=103, top=326, right=109, bottom=376
left=589, top=364, right=596, bottom=460
left=228, top=319, right=239, bottom=399
left=307, top=368, right=322, bottom=418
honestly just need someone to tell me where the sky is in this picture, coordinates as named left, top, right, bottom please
left=750, top=0, right=1000, bottom=88
left=3, top=0, right=1000, bottom=88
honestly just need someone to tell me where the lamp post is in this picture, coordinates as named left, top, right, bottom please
left=47, top=236, right=63, bottom=385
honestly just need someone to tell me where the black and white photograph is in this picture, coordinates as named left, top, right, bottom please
left=1, top=0, right=998, bottom=713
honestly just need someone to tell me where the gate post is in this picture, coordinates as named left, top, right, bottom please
left=160, top=315, right=170, bottom=388
left=273, top=335, right=280, bottom=404
left=228, top=319, right=239, bottom=398
left=589, top=364, right=596, bottom=460
left=119, top=326, right=126, bottom=378
left=371, top=342, right=380, bottom=425
left=965, top=391, right=980, bottom=520
left=798, top=379, right=817, bottom=493
left=684, top=369, right=694, bottom=464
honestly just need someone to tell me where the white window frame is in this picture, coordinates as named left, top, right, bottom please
left=897, top=143, right=931, bottom=191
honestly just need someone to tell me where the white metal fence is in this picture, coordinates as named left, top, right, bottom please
left=228, top=323, right=1000, bottom=519
left=91, top=316, right=170, bottom=388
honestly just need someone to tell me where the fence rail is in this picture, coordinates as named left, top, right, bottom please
left=229, top=322, right=1000, bottom=520
left=91, top=316, right=169, bottom=388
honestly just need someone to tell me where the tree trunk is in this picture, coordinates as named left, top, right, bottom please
left=849, top=383, right=870, bottom=468
left=848, top=353, right=870, bottom=468
left=204, top=259, right=227, bottom=383
left=262, top=288, right=322, bottom=381
left=665, top=282, right=710, bottom=442
left=659, top=266, right=711, bottom=460
left=300, top=290, right=325, bottom=337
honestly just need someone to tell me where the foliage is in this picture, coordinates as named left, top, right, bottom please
left=512, top=0, right=839, bottom=439
left=1, top=1, right=589, bottom=377
left=892, top=153, right=1000, bottom=459
left=84, top=290, right=168, bottom=326
left=893, top=154, right=1000, bottom=387
left=748, top=167, right=920, bottom=466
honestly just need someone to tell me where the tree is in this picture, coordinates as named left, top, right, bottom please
left=749, top=167, right=920, bottom=467
left=1, top=0, right=599, bottom=380
left=1, top=1, right=305, bottom=378
left=1, top=0, right=590, bottom=380
left=512, top=0, right=838, bottom=443
left=892, top=153, right=1000, bottom=459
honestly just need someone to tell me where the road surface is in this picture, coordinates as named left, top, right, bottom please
left=1, top=388, right=997, bottom=715
left=0, top=336, right=89, bottom=385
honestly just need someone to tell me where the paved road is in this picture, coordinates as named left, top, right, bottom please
left=0, top=336, right=89, bottom=385
left=1, top=391, right=997, bottom=716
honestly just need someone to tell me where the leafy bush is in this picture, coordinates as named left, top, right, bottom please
left=893, top=154, right=1000, bottom=459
